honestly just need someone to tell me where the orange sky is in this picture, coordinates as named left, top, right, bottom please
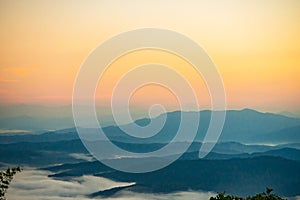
left=0, top=0, right=299, bottom=113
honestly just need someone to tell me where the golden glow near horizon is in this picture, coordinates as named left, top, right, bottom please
left=95, top=49, right=209, bottom=110
left=0, top=0, right=299, bottom=113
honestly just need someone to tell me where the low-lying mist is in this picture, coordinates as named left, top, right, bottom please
left=7, top=169, right=215, bottom=200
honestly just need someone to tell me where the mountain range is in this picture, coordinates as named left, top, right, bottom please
left=1, top=109, right=299, bottom=144
left=0, top=108, right=299, bottom=197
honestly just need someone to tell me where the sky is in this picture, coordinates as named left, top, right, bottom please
left=0, top=0, right=300, bottom=113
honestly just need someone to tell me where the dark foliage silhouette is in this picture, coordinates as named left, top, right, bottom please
left=0, top=167, right=22, bottom=200
left=210, top=188, right=286, bottom=200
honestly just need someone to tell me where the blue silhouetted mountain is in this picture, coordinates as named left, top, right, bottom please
left=1, top=108, right=299, bottom=198
left=44, top=156, right=300, bottom=197
left=0, top=109, right=299, bottom=145
left=1, top=136, right=300, bottom=167
left=249, top=125, right=300, bottom=143
left=99, top=109, right=300, bottom=144
left=180, top=147, right=300, bottom=161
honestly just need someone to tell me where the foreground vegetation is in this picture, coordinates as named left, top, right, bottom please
left=0, top=167, right=22, bottom=200
left=210, top=188, right=286, bottom=200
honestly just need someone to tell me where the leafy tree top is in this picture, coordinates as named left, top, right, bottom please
left=210, top=188, right=286, bottom=200
left=0, top=167, right=22, bottom=200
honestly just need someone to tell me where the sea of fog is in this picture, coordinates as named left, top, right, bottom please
left=7, top=169, right=216, bottom=200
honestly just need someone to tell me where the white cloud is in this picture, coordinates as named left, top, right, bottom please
left=6, top=169, right=133, bottom=200
left=69, top=153, right=95, bottom=162
left=0, top=129, right=31, bottom=134
left=6, top=169, right=216, bottom=200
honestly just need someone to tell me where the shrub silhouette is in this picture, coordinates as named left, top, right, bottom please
left=210, top=188, right=286, bottom=200
left=0, top=167, right=22, bottom=200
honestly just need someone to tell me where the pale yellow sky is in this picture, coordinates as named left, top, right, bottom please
left=0, top=0, right=299, bottom=112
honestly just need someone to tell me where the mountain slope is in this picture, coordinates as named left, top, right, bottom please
left=1, top=109, right=299, bottom=144
left=44, top=156, right=300, bottom=197
left=100, top=109, right=300, bottom=143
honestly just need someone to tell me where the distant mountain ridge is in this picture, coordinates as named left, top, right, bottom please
left=44, top=156, right=300, bottom=197
left=103, top=108, right=300, bottom=144
left=1, top=108, right=299, bottom=198
left=1, top=138, right=300, bottom=167
left=0, top=109, right=299, bottom=144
